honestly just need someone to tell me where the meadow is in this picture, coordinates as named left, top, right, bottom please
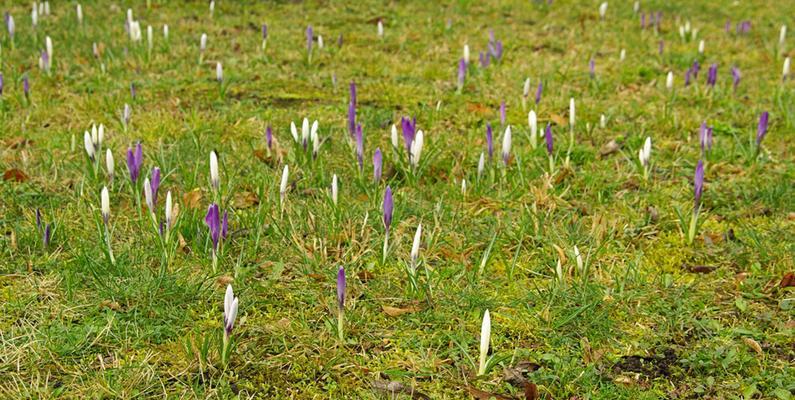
left=0, top=0, right=794, bottom=398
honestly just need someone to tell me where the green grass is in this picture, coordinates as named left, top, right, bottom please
left=1, top=0, right=794, bottom=398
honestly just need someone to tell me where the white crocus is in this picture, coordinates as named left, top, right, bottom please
left=780, top=25, right=787, bottom=45
left=619, top=49, right=626, bottom=61
left=290, top=121, right=299, bottom=143
left=165, top=191, right=173, bottom=228
left=105, top=149, right=114, bottom=179
left=311, top=120, right=320, bottom=156
left=163, top=24, right=169, bottom=40
left=209, top=1, right=215, bottom=17
left=301, top=118, right=310, bottom=147
left=528, top=110, right=537, bottom=149
left=477, top=152, right=485, bottom=178
left=463, top=44, right=470, bottom=64
left=101, top=186, right=110, bottom=222
left=698, top=39, right=705, bottom=54
left=317, top=35, right=324, bottom=49
left=76, top=4, right=83, bottom=24
left=147, top=25, right=153, bottom=51
left=144, top=177, right=154, bottom=213
left=410, top=130, right=424, bottom=167
left=377, top=20, right=384, bottom=37
left=209, top=150, right=219, bottom=190
left=331, top=174, right=338, bottom=205
left=501, top=125, right=512, bottom=166
left=91, top=124, right=98, bottom=147
left=477, top=310, right=491, bottom=376
left=83, top=131, right=95, bottom=160
left=666, top=71, right=674, bottom=90
left=279, top=165, right=289, bottom=205
left=598, top=2, right=608, bottom=19
left=200, top=33, right=207, bottom=52
left=45, top=36, right=53, bottom=60
left=522, top=77, right=531, bottom=98
left=216, top=62, right=223, bottom=82
left=391, top=124, right=399, bottom=149
left=784, top=57, right=791, bottom=80
left=411, top=223, right=422, bottom=267
left=569, top=98, right=576, bottom=128
left=633, top=1, right=639, bottom=13
left=600, top=114, right=606, bottom=129
left=574, top=245, right=583, bottom=273
left=461, top=179, right=467, bottom=194
left=639, top=136, right=652, bottom=179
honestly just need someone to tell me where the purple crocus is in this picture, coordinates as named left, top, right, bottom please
left=486, top=123, right=494, bottom=160
left=692, top=60, right=700, bottom=78
left=658, top=40, right=664, bottom=55
left=479, top=52, right=490, bottom=68
left=535, top=81, right=543, bottom=105
left=706, top=64, right=718, bottom=87
left=337, top=266, right=346, bottom=310
left=355, top=124, right=364, bottom=171
left=349, top=80, right=356, bottom=106
left=499, top=101, right=506, bottom=126
left=694, top=160, right=704, bottom=211
left=457, top=58, right=466, bottom=90
left=126, top=143, right=143, bottom=183
left=756, top=111, right=769, bottom=146
left=685, top=68, right=692, bottom=87
left=730, top=66, right=741, bottom=92
left=488, top=40, right=503, bottom=61
left=347, top=100, right=356, bottom=137
left=43, top=223, right=52, bottom=248
left=589, top=58, right=595, bottom=78
left=150, top=167, right=161, bottom=207
left=306, top=25, right=313, bottom=53
left=36, top=208, right=42, bottom=230
left=383, top=186, right=393, bottom=233
left=401, top=116, right=416, bottom=153
left=205, top=203, right=221, bottom=251
left=0, top=72, right=4, bottom=95
left=22, top=75, right=29, bottom=97
left=725, top=20, right=731, bottom=34
left=261, top=24, right=268, bottom=40
left=640, top=13, right=646, bottom=29
left=266, top=125, right=273, bottom=149
left=544, top=123, right=553, bottom=155
left=130, top=82, right=136, bottom=99
left=222, top=210, right=229, bottom=239
left=373, top=148, right=383, bottom=182
left=699, top=122, right=713, bottom=153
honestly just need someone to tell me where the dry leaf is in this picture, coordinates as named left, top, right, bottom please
left=466, top=385, right=515, bottom=400
left=686, top=264, right=717, bottom=274
left=217, top=275, right=234, bottom=287
left=372, top=380, right=430, bottom=400
left=743, top=338, right=763, bottom=356
left=3, top=168, right=28, bottom=182
left=549, top=113, right=568, bottom=127
left=598, top=139, right=620, bottom=157
left=382, top=304, right=422, bottom=317
left=779, top=272, right=795, bottom=288
left=5, top=137, right=33, bottom=149
left=99, top=300, right=121, bottom=311
left=182, top=189, right=202, bottom=209
left=233, top=191, right=259, bottom=209
left=523, top=382, right=539, bottom=400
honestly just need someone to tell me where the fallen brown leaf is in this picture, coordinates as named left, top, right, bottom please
left=382, top=304, right=422, bottom=317
left=549, top=113, right=568, bottom=127
left=743, top=338, right=763, bottom=356
left=779, top=272, right=795, bottom=288
left=685, top=264, right=717, bottom=274
left=233, top=191, right=259, bottom=209
left=182, top=188, right=202, bottom=209
left=598, top=139, right=620, bottom=157
left=466, top=385, right=515, bottom=400
left=3, top=168, right=28, bottom=182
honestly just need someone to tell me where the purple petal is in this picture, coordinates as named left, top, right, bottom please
left=336, top=266, right=346, bottom=309
left=383, top=186, right=393, bottom=231
left=373, top=148, right=383, bottom=182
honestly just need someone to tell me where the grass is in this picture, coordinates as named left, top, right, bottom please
left=1, top=0, right=794, bottom=398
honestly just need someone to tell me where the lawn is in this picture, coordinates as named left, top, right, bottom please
left=1, top=0, right=794, bottom=398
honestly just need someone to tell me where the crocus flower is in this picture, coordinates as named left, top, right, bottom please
left=477, top=153, right=485, bottom=177
left=658, top=40, right=664, bottom=55
left=347, top=99, right=356, bottom=137
left=76, top=4, right=82, bottom=23
left=640, top=13, right=646, bottom=29
left=501, top=126, right=512, bottom=166
left=336, top=266, right=346, bottom=310
left=331, top=174, right=338, bottom=205
left=355, top=124, right=364, bottom=171
left=279, top=165, right=289, bottom=206
left=223, top=284, right=239, bottom=336
left=101, top=186, right=110, bottom=224
left=756, top=111, right=769, bottom=146
left=535, top=81, right=543, bottom=105
left=0, top=72, right=4, bottom=95
left=783, top=57, right=791, bottom=81
left=463, top=44, right=470, bottom=64
left=306, top=25, right=313, bottom=54
left=126, top=143, right=143, bottom=184
left=23, top=76, right=30, bottom=97
left=163, top=24, right=169, bottom=40
left=373, top=148, right=383, bottom=182
left=130, top=82, right=136, bottom=99
left=598, top=2, right=607, bottom=19
left=486, top=123, right=493, bottom=160
left=479, top=51, right=490, bottom=68
left=457, top=58, right=466, bottom=90
left=411, top=223, right=422, bottom=266
left=569, top=98, right=576, bottom=127
left=144, top=177, right=154, bottom=213
left=150, top=167, right=161, bottom=207
left=36, top=208, right=42, bottom=231
left=383, top=186, right=393, bottom=233
left=265, top=126, right=273, bottom=150
left=528, top=110, right=538, bottom=149
left=699, top=121, right=713, bottom=153
left=311, top=120, right=320, bottom=158
left=694, top=160, right=704, bottom=210
left=349, top=80, right=356, bottom=106
left=84, top=132, right=95, bottom=161
left=261, top=24, right=268, bottom=39
left=210, top=150, right=219, bottom=191
left=666, top=71, right=674, bottom=90
left=522, top=78, right=531, bottom=99
left=7, top=14, right=14, bottom=38
left=638, top=137, right=652, bottom=180
left=692, top=60, right=701, bottom=77
left=780, top=25, right=787, bottom=45
left=43, top=223, right=52, bottom=248
left=205, top=203, right=221, bottom=251
left=222, top=210, right=228, bottom=239
left=685, top=68, right=692, bottom=87
left=410, top=130, right=424, bottom=167
left=377, top=19, right=384, bottom=37
left=200, top=33, right=207, bottom=52
left=730, top=66, right=741, bottom=91
left=499, top=101, right=506, bottom=126
left=165, top=191, right=173, bottom=229
left=698, top=40, right=705, bottom=54
left=477, top=309, right=491, bottom=376
left=390, top=124, right=399, bottom=149
left=216, top=62, right=223, bottom=82
left=706, top=64, right=717, bottom=87
left=589, top=58, right=595, bottom=78
left=401, top=116, right=416, bottom=154
left=545, top=123, right=554, bottom=155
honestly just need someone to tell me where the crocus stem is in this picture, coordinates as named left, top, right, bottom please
left=211, top=249, right=218, bottom=273
left=382, top=233, right=389, bottom=265
left=104, top=223, right=115, bottom=265
left=337, top=310, right=344, bottom=342
left=643, top=166, right=649, bottom=181
left=548, top=155, right=555, bottom=175
left=221, top=332, right=230, bottom=367
left=688, top=210, right=699, bottom=245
